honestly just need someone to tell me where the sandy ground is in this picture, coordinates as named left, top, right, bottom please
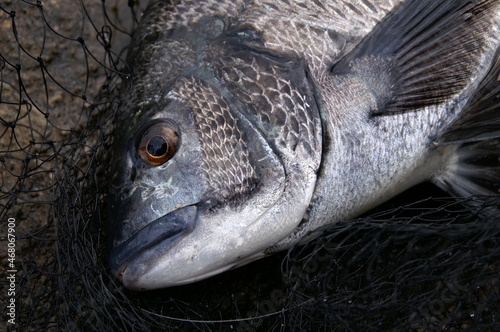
left=0, top=0, right=143, bottom=328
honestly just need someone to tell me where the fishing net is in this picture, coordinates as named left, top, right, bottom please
left=1, top=1, right=499, bottom=331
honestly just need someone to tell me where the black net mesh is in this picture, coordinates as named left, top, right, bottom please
left=1, top=1, right=499, bottom=331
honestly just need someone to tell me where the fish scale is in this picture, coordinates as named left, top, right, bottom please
left=235, top=0, right=403, bottom=74
left=212, top=48, right=320, bottom=160
left=169, top=77, right=256, bottom=199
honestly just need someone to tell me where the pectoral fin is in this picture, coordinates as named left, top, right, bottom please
left=431, top=50, right=500, bottom=209
left=331, top=0, right=499, bottom=114
left=437, top=48, right=500, bottom=145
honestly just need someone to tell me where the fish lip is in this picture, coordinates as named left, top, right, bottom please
left=108, top=205, right=198, bottom=281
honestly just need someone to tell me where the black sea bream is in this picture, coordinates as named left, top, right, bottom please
left=107, top=0, right=500, bottom=290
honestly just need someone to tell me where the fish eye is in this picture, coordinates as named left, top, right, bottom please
left=137, top=121, right=179, bottom=166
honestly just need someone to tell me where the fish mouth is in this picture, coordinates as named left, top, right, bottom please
left=108, top=205, right=198, bottom=284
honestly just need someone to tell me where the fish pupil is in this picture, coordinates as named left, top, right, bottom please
left=147, top=136, right=167, bottom=157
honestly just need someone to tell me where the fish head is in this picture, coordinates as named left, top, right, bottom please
left=107, top=48, right=322, bottom=289
left=106, top=12, right=323, bottom=290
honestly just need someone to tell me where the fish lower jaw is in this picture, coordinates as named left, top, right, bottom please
left=121, top=251, right=268, bottom=290
left=168, top=251, right=267, bottom=286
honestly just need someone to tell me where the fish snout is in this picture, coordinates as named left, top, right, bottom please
left=108, top=205, right=198, bottom=285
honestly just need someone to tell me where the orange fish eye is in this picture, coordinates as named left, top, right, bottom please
left=138, top=122, right=179, bottom=166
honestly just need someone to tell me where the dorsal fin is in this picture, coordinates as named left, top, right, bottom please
left=331, top=0, right=499, bottom=113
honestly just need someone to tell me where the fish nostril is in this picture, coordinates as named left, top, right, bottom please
left=130, top=167, right=137, bottom=182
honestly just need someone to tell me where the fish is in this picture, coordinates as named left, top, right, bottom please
left=107, top=0, right=500, bottom=290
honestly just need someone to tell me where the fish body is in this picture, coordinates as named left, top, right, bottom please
left=107, top=0, right=500, bottom=290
